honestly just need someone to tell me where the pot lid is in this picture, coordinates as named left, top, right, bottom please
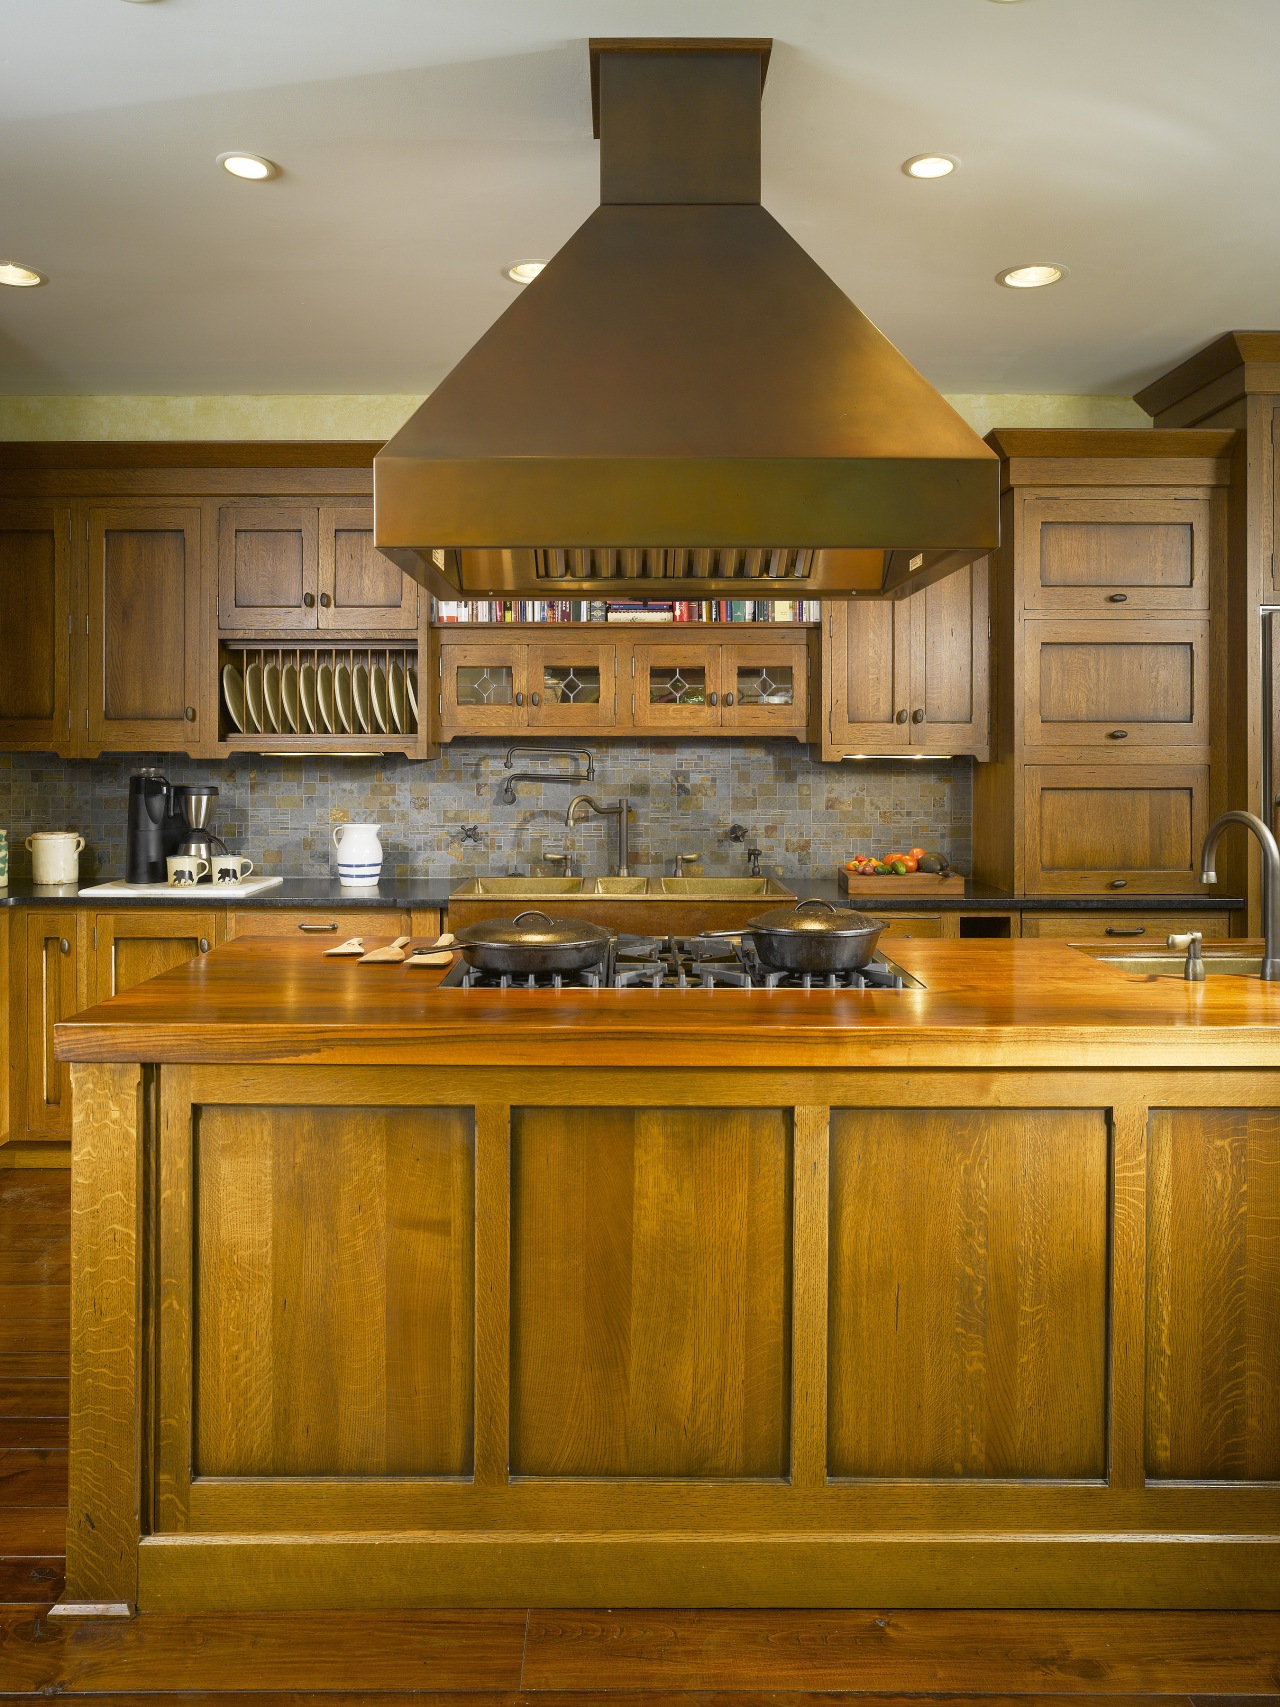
left=453, top=910, right=614, bottom=950
left=747, top=899, right=884, bottom=935
left=375, top=38, right=998, bottom=604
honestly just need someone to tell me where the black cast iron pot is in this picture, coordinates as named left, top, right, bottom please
left=453, top=909, right=614, bottom=975
left=741, top=898, right=887, bottom=973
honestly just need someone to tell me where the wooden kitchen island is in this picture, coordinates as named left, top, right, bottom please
left=52, top=936, right=1280, bottom=1614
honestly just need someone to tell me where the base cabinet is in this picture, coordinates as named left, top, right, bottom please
left=7, top=911, right=89, bottom=1145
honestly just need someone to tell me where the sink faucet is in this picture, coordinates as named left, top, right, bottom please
left=673, top=852, right=701, bottom=877
left=729, top=821, right=763, bottom=878
left=1201, top=809, right=1280, bottom=979
left=566, top=795, right=630, bottom=876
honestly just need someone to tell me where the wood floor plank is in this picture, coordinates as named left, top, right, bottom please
left=0, top=1449, right=67, bottom=1507
left=0, top=1609, right=529, bottom=1692
left=0, top=1319, right=68, bottom=1356
left=0, top=1379, right=68, bottom=1419
left=520, top=1611, right=1280, bottom=1694
left=0, top=1173, right=70, bottom=1215
left=0, top=1248, right=69, bottom=1287
left=0, top=1419, right=68, bottom=1450
left=0, top=1351, right=68, bottom=1381
left=0, top=1507, right=67, bottom=1553
left=0, top=1558, right=62, bottom=1604
left=0, top=1285, right=70, bottom=1322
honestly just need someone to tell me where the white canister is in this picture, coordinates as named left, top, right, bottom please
left=27, top=831, right=85, bottom=886
left=332, top=823, right=383, bottom=889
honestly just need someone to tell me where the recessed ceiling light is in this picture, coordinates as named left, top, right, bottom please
left=997, top=263, right=1067, bottom=289
left=0, top=261, right=45, bottom=288
left=504, top=260, right=547, bottom=284
left=216, top=152, right=279, bottom=182
left=902, top=154, right=958, bottom=179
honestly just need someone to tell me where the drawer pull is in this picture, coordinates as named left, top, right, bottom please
left=1110, top=878, right=1128, bottom=889
left=199, top=938, right=210, bottom=953
left=59, top=938, right=70, bottom=955
left=298, top=921, right=340, bottom=932
left=1108, top=729, right=1129, bottom=740
left=1105, top=926, right=1145, bottom=936
left=1108, top=593, right=1128, bottom=603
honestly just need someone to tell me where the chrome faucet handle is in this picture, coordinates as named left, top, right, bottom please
left=1168, top=931, right=1205, bottom=982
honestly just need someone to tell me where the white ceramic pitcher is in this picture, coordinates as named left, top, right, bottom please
left=332, top=823, right=383, bottom=889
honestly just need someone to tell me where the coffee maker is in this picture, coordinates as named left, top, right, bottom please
left=125, top=769, right=187, bottom=883
left=173, top=785, right=227, bottom=869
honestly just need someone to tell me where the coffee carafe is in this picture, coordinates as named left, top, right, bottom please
left=125, top=769, right=172, bottom=883
left=174, top=784, right=227, bottom=869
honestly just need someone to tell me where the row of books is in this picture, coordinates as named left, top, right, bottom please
left=432, top=599, right=821, bottom=624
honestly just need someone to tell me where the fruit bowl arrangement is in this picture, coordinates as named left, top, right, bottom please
left=837, top=847, right=964, bottom=894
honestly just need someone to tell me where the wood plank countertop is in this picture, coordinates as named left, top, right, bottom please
left=52, top=935, right=1280, bottom=1069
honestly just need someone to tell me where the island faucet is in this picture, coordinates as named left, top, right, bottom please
left=1200, top=809, right=1280, bottom=979
left=566, top=794, right=630, bottom=876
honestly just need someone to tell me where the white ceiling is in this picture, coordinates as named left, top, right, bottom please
left=2, top=0, right=1277, bottom=399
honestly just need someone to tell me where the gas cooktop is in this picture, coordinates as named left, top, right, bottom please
left=441, top=933, right=925, bottom=992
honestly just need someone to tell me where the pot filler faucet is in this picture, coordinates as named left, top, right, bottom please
left=566, top=795, right=630, bottom=877
left=1201, top=809, right=1280, bottom=979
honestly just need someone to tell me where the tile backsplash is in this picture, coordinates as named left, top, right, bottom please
left=0, top=744, right=972, bottom=883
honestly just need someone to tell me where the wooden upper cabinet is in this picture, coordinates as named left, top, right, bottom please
left=219, top=505, right=319, bottom=631
left=85, top=505, right=205, bottom=755
left=1022, top=763, right=1212, bottom=895
left=721, top=639, right=808, bottom=736
left=220, top=502, right=415, bottom=634
left=319, top=506, right=417, bottom=630
left=438, top=642, right=528, bottom=737
left=526, top=640, right=618, bottom=732
left=0, top=502, right=73, bottom=753
left=823, top=561, right=989, bottom=759
left=1018, top=492, right=1214, bottom=613
left=630, top=641, right=723, bottom=734
left=1022, top=617, right=1211, bottom=758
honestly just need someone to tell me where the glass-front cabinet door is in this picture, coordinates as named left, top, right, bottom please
left=720, top=641, right=807, bottom=736
left=438, top=643, right=527, bottom=737
left=527, top=642, right=617, bottom=732
left=630, top=643, right=723, bottom=733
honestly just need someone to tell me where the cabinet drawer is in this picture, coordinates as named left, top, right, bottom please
left=1023, top=764, right=1212, bottom=895
left=227, top=908, right=408, bottom=939
left=1021, top=911, right=1230, bottom=941
left=1023, top=619, right=1210, bottom=756
left=875, top=915, right=943, bottom=940
left=1019, top=492, right=1215, bottom=613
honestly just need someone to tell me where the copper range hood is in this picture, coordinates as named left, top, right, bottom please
left=375, top=38, right=999, bottom=601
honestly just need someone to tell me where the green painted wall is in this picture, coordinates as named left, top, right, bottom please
left=0, top=391, right=1148, bottom=442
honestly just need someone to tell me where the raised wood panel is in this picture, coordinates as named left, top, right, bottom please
left=1023, top=764, right=1211, bottom=894
left=92, top=910, right=218, bottom=1003
left=0, top=504, right=71, bottom=751
left=1019, top=493, right=1215, bottom=613
left=510, top=1105, right=791, bottom=1478
left=827, top=1107, right=1109, bottom=1479
left=1020, top=911, right=1230, bottom=940
left=320, top=506, right=417, bottom=631
left=1147, top=1107, right=1280, bottom=1481
left=225, top=907, right=409, bottom=940
left=827, top=599, right=910, bottom=749
left=1024, top=619, right=1209, bottom=756
left=874, top=915, right=944, bottom=939
left=218, top=505, right=318, bottom=631
left=194, top=1103, right=474, bottom=1477
left=19, top=911, right=86, bottom=1141
left=86, top=507, right=204, bottom=752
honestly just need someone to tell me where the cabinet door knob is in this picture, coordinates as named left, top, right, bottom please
left=1107, top=729, right=1128, bottom=739
left=59, top=937, right=70, bottom=955
left=1108, top=593, right=1128, bottom=603
left=530, top=691, right=540, bottom=706
left=895, top=709, right=908, bottom=724
left=515, top=691, right=525, bottom=706
left=724, top=692, right=734, bottom=706
left=319, top=592, right=331, bottom=608
left=1105, top=926, right=1145, bottom=936
left=199, top=938, right=209, bottom=954
left=708, top=691, right=718, bottom=706
left=303, top=592, right=316, bottom=608
left=185, top=706, right=196, bottom=721
left=911, top=708, right=925, bottom=724
left=1110, top=878, right=1128, bottom=889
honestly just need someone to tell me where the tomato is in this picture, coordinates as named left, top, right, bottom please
left=902, top=855, right=919, bottom=872
left=908, top=847, right=927, bottom=861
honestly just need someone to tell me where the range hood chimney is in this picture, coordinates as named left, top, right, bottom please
left=375, top=38, right=999, bottom=601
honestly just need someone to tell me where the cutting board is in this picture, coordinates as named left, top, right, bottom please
left=838, top=869, right=964, bottom=896
left=78, top=876, right=285, bottom=900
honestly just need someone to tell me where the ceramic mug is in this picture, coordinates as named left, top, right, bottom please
left=27, top=830, right=85, bottom=886
left=332, top=822, right=383, bottom=889
left=166, top=855, right=209, bottom=887
left=212, top=856, right=254, bottom=884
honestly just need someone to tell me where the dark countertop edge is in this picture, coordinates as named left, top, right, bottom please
left=0, top=876, right=1244, bottom=912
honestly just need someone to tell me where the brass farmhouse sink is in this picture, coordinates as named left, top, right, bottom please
left=451, top=876, right=795, bottom=902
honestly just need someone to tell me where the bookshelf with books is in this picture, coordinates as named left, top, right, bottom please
left=432, top=598, right=822, bottom=624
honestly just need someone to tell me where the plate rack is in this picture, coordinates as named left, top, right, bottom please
left=219, top=640, right=421, bottom=751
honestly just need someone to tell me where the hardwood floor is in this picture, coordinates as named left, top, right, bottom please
left=2, top=1169, right=1278, bottom=1701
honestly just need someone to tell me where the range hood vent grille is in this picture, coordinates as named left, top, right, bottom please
left=432, top=545, right=815, bottom=584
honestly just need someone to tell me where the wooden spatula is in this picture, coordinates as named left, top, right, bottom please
left=357, top=935, right=412, bottom=964
left=324, top=936, right=366, bottom=957
left=405, top=933, right=457, bottom=969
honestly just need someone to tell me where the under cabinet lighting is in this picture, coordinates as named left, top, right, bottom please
left=902, top=154, right=957, bottom=179
left=504, top=260, right=547, bottom=284
left=0, top=261, right=45, bottom=288
left=997, top=263, right=1066, bottom=288
left=217, top=152, right=279, bottom=181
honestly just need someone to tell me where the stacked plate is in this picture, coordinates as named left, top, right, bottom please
left=222, top=656, right=419, bottom=736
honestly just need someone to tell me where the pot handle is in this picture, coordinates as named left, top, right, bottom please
left=794, top=897, right=837, bottom=914
left=513, top=910, right=555, bottom=927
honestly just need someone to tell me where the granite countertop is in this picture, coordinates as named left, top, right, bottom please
left=0, top=874, right=1243, bottom=912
